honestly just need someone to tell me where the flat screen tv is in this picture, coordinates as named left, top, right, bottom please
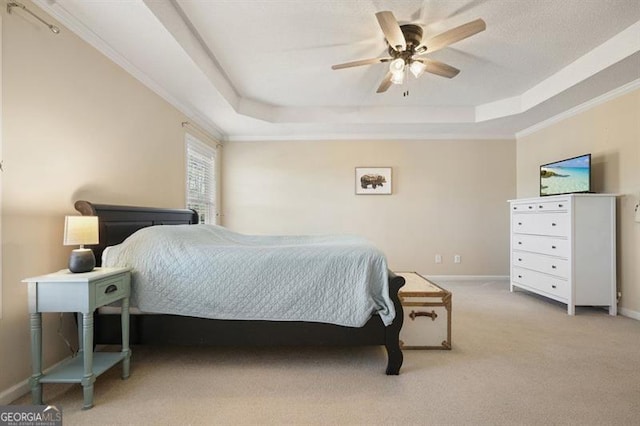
left=540, top=153, right=591, bottom=196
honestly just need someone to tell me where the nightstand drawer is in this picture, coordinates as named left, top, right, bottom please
left=95, top=275, right=129, bottom=307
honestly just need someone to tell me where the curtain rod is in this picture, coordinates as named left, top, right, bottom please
left=7, top=1, right=60, bottom=34
left=181, top=121, right=222, bottom=147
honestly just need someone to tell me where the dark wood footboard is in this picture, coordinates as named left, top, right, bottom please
left=77, top=200, right=405, bottom=374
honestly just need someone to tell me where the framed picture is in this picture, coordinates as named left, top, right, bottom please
left=355, top=167, right=392, bottom=195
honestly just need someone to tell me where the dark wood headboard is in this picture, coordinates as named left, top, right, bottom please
left=74, top=200, right=198, bottom=266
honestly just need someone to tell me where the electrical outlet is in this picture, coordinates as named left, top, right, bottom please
left=435, top=254, right=442, bottom=264
left=454, top=255, right=461, bottom=264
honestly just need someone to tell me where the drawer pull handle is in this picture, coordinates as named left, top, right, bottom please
left=518, top=258, right=522, bottom=261
left=409, top=310, right=437, bottom=321
left=105, top=284, right=118, bottom=294
left=518, top=242, right=522, bottom=245
left=538, top=205, right=543, bottom=209
left=551, top=223, right=557, bottom=226
left=517, top=275, right=522, bottom=279
left=518, top=222, right=522, bottom=225
left=558, top=204, right=563, bottom=208
left=551, top=245, right=556, bottom=249
left=528, top=206, right=533, bottom=209
left=551, top=265, right=557, bottom=269
left=552, top=285, right=557, bottom=289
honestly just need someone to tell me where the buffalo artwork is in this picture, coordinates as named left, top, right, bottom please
left=360, top=174, right=387, bottom=189
left=355, top=167, right=392, bottom=195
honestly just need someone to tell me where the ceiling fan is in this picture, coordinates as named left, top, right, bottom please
left=331, top=11, right=486, bottom=93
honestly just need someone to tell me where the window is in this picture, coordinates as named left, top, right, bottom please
left=186, top=134, right=217, bottom=224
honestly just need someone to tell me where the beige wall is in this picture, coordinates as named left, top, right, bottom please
left=0, top=2, right=204, bottom=395
left=516, top=89, right=640, bottom=315
left=222, top=139, right=516, bottom=275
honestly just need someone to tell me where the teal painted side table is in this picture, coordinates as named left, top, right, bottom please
left=22, top=267, right=131, bottom=410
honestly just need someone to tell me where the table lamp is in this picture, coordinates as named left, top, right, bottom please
left=63, top=216, right=99, bottom=273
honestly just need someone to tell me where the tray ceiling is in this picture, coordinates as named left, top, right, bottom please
left=35, top=0, right=640, bottom=141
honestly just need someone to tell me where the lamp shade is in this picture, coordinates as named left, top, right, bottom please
left=63, top=216, right=99, bottom=246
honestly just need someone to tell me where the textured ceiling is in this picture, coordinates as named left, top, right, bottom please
left=35, top=0, right=640, bottom=141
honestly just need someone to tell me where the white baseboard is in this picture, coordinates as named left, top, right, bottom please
left=0, top=355, right=72, bottom=405
left=421, top=274, right=639, bottom=321
left=423, top=275, right=509, bottom=282
left=619, top=307, right=640, bottom=321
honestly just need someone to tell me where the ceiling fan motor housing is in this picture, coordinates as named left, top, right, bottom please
left=387, top=24, right=424, bottom=57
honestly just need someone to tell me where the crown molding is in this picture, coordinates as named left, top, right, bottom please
left=225, top=133, right=516, bottom=142
left=516, top=78, right=640, bottom=139
left=33, top=0, right=226, bottom=141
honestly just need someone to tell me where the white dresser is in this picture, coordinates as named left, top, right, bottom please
left=509, top=194, right=616, bottom=315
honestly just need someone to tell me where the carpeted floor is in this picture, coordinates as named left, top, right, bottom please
left=12, top=280, right=640, bottom=425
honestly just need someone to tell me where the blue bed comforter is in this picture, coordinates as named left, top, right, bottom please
left=102, top=224, right=394, bottom=327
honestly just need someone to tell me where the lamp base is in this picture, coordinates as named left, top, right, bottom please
left=69, top=248, right=96, bottom=273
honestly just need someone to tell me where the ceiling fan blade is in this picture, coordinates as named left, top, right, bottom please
left=375, top=11, right=406, bottom=51
left=376, top=72, right=393, bottom=93
left=331, top=57, right=391, bottom=70
left=424, top=18, right=486, bottom=54
left=419, top=58, right=460, bottom=78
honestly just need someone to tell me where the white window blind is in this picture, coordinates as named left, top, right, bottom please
left=186, top=134, right=217, bottom=224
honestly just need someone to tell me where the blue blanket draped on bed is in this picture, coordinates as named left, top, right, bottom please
left=102, top=224, right=394, bottom=327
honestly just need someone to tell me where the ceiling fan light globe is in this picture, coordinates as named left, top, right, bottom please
left=409, top=61, right=426, bottom=78
left=390, top=71, right=404, bottom=85
left=389, top=58, right=405, bottom=73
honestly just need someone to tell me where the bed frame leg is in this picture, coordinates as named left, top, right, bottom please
left=385, top=272, right=405, bottom=375
left=385, top=339, right=403, bottom=375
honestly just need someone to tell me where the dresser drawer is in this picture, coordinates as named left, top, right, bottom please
left=511, top=202, right=538, bottom=212
left=511, top=199, right=569, bottom=213
left=512, top=212, right=569, bottom=236
left=512, top=267, right=568, bottom=299
left=512, top=251, right=569, bottom=278
left=95, top=275, right=129, bottom=307
left=535, top=199, right=569, bottom=212
left=512, top=234, right=569, bottom=257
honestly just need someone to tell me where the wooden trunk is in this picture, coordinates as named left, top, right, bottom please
left=396, top=272, right=451, bottom=350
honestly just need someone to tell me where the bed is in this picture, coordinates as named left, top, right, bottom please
left=74, top=200, right=405, bottom=374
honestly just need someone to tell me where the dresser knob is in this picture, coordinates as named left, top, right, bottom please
left=539, top=205, right=543, bottom=209
left=558, top=204, right=563, bottom=208
left=551, top=245, right=556, bottom=249
left=552, top=285, right=557, bottom=289
left=528, top=206, right=533, bottom=209
left=518, top=222, right=522, bottom=225
left=518, top=258, right=522, bottom=261
left=518, top=275, right=522, bottom=279
left=551, top=265, right=557, bottom=269
left=551, top=223, right=557, bottom=226
left=518, top=242, right=522, bottom=245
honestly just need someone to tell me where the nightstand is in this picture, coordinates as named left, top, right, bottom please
left=22, top=267, right=132, bottom=409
